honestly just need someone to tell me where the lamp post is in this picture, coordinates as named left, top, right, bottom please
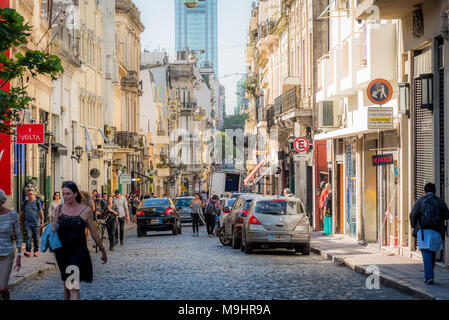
left=71, top=146, right=84, bottom=164
left=194, top=106, right=206, bottom=191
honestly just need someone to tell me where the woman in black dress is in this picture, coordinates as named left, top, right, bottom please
left=51, top=181, right=107, bottom=300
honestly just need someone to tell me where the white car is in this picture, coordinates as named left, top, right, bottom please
left=218, top=197, right=237, bottom=229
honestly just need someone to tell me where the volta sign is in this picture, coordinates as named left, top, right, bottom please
left=16, top=124, right=45, bottom=144
left=294, top=137, right=310, bottom=153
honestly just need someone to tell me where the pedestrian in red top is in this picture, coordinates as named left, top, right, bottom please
left=319, top=181, right=328, bottom=231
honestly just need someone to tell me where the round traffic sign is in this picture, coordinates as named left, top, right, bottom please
left=367, top=79, right=393, bottom=105
left=294, top=137, right=309, bottom=153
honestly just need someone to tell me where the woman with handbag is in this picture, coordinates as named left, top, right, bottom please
left=52, top=181, right=107, bottom=300
left=190, top=193, right=203, bottom=237
left=0, top=189, right=22, bottom=300
left=323, top=184, right=333, bottom=236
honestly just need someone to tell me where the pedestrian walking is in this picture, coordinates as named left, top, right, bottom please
left=205, top=195, right=219, bottom=237
left=319, top=181, right=328, bottom=232
left=190, top=193, right=202, bottom=237
left=51, top=181, right=107, bottom=300
left=93, top=193, right=102, bottom=221
left=49, top=192, right=63, bottom=223
left=104, top=196, right=118, bottom=251
left=132, top=195, right=140, bottom=223
left=323, top=184, right=333, bottom=236
left=410, top=183, right=449, bottom=285
left=100, top=193, right=109, bottom=213
left=20, top=189, right=44, bottom=257
left=113, top=190, right=129, bottom=246
left=0, top=190, right=22, bottom=301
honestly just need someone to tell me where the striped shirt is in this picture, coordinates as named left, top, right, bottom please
left=0, top=211, right=22, bottom=256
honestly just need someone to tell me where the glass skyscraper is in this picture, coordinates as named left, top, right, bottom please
left=175, top=0, right=218, bottom=76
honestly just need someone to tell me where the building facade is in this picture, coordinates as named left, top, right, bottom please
left=175, top=0, right=218, bottom=76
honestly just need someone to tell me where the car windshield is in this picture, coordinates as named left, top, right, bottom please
left=175, top=199, right=193, bottom=207
left=143, top=199, right=170, bottom=207
left=254, top=200, right=303, bottom=215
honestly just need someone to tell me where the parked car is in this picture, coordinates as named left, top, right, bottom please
left=221, top=194, right=260, bottom=249
left=218, top=197, right=237, bottom=226
left=175, top=196, right=195, bottom=223
left=240, top=196, right=311, bottom=255
left=136, top=198, right=182, bottom=237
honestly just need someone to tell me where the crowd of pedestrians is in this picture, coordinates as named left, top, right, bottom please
left=0, top=182, right=150, bottom=300
left=189, top=193, right=221, bottom=237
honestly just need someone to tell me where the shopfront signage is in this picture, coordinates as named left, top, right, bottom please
left=119, top=174, right=131, bottom=185
left=367, top=107, right=393, bottom=129
left=16, top=124, right=45, bottom=144
left=372, top=154, right=394, bottom=166
left=367, top=79, right=393, bottom=105
left=294, top=137, right=309, bottom=153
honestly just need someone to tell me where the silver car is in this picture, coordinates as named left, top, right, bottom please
left=175, top=197, right=195, bottom=223
left=241, top=196, right=311, bottom=255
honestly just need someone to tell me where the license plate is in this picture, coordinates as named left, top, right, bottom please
left=151, top=219, right=160, bottom=225
left=268, top=234, right=290, bottom=241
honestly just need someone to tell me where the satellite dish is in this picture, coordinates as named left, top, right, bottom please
left=184, top=0, right=198, bottom=8
left=90, top=168, right=101, bottom=179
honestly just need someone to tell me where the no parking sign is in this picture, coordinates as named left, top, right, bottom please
left=294, top=137, right=309, bottom=153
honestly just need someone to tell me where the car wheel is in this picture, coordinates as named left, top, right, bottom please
left=244, top=242, right=253, bottom=254
left=231, top=228, right=241, bottom=249
left=219, top=227, right=231, bottom=246
left=172, top=223, right=179, bottom=235
left=137, top=227, right=144, bottom=237
left=302, top=243, right=311, bottom=255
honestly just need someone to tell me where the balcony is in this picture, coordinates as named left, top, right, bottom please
left=115, top=131, right=139, bottom=149
left=356, top=0, right=424, bottom=20
left=257, top=19, right=278, bottom=50
left=155, top=130, right=169, bottom=146
left=274, top=86, right=312, bottom=125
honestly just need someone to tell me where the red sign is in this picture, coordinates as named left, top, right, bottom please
left=372, top=154, right=394, bottom=166
left=294, top=137, right=309, bottom=153
left=16, top=124, right=45, bottom=144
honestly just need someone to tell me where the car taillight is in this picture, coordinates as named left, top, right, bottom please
left=248, top=216, right=261, bottom=225
left=165, top=208, right=174, bottom=215
left=137, top=210, right=144, bottom=216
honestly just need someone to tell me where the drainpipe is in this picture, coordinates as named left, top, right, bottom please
left=441, top=1, right=449, bottom=40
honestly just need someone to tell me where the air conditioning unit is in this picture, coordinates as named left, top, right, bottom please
left=318, top=101, right=342, bottom=128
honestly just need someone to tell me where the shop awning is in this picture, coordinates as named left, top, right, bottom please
left=249, top=166, right=273, bottom=186
left=244, top=159, right=266, bottom=186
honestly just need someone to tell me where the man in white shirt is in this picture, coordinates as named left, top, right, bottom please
left=113, top=190, right=129, bottom=246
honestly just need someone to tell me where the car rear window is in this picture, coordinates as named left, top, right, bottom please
left=254, top=200, right=303, bottom=215
left=243, top=200, right=253, bottom=210
left=175, top=199, right=193, bottom=207
left=143, top=199, right=170, bottom=207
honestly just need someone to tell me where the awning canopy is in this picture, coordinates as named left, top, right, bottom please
left=244, top=160, right=266, bottom=186
left=249, top=166, right=274, bottom=186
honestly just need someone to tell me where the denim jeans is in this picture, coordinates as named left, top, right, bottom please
left=115, top=217, right=125, bottom=244
left=25, top=225, right=40, bottom=253
left=421, top=249, right=436, bottom=281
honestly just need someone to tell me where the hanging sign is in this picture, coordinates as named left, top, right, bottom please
left=367, top=79, right=393, bottom=105
left=16, top=124, right=45, bottom=144
left=372, top=154, right=394, bottom=166
left=367, top=107, right=393, bottom=129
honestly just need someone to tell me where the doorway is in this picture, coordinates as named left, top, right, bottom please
left=336, top=163, right=344, bottom=234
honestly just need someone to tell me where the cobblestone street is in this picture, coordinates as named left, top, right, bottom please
left=11, top=225, right=415, bottom=300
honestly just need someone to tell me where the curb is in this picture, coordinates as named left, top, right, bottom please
left=311, top=245, right=437, bottom=300
left=9, top=223, right=138, bottom=290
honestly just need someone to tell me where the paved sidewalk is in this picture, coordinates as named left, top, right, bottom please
left=8, top=222, right=137, bottom=289
left=311, top=232, right=449, bottom=300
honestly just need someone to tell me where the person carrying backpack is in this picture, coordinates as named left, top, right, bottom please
left=19, top=189, right=44, bottom=257
left=205, top=195, right=219, bottom=237
left=410, top=183, right=449, bottom=285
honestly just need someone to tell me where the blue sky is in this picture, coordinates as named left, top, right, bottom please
left=133, top=0, right=254, bottom=115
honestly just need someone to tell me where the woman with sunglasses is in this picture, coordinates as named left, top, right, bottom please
left=51, top=181, right=107, bottom=300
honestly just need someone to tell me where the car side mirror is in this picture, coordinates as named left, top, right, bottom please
left=224, top=207, right=230, bottom=213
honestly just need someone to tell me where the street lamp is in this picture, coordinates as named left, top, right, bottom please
left=398, top=83, right=410, bottom=116
left=71, top=146, right=83, bottom=164
left=419, top=73, right=434, bottom=110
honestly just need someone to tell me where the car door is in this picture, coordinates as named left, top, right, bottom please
left=225, top=197, right=242, bottom=237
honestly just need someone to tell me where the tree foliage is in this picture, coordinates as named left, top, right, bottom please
left=222, top=113, right=248, bottom=130
left=0, top=7, right=64, bottom=134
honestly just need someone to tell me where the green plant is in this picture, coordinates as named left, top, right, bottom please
left=0, top=7, right=64, bottom=134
